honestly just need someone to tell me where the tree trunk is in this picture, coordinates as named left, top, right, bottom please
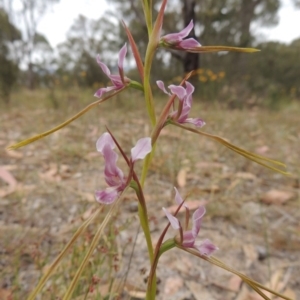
left=27, top=62, right=35, bottom=90
left=235, top=0, right=261, bottom=74
left=182, top=0, right=199, bottom=73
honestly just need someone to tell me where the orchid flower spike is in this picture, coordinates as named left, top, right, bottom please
left=95, top=132, right=152, bottom=204
left=163, top=188, right=218, bottom=256
left=156, top=80, right=205, bottom=128
left=160, top=20, right=201, bottom=50
left=94, top=44, right=130, bottom=98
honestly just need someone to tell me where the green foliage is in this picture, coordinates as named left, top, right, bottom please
left=246, top=39, right=300, bottom=103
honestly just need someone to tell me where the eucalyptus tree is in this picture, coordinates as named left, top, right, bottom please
left=0, top=8, right=21, bottom=102
left=56, top=14, right=120, bottom=87
left=0, top=0, right=59, bottom=89
left=107, top=0, right=282, bottom=77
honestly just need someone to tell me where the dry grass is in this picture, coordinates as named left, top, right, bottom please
left=0, top=88, right=299, bottom=299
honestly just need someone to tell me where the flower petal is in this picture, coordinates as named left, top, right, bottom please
left=185, top=81, right=195, bottom=100
left=194, top=239, right=218, bottom=256
left=131, top=137, right=152, bottom=162
left=192, top=206, right=206, bottom=237
left=109, top=74, right=124, bottom=88
left=182, top=230, right=195, bottom=247
left=96, top=132, right=115, bottom=153
left=179, top=38, right=201, bottom=49
left=102, top=144, right=124, bottom=187
left=174, top=187, right=188, bottom=209
left=118, top=43, right=127, bottom=71
left=184, top=118, right=206, bottom=128
left=96, top=55, right=111, bottom=76
left=168, top=85, right=186, bottom=101
left=163, top=20, right=194, bottom=43
left=163, top=207, right=180, bottom=229
left=156, top=80, right=170, bottom=95
left=95, top=188, right=119, bottom=204
left=94, top=86, right=117, bottom=98
left=174, top=187, right=183, bottom=205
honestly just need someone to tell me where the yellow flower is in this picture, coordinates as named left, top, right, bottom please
left=218, top=71, right=225, bottom=79
left=199, top=75, right=207, bottom=82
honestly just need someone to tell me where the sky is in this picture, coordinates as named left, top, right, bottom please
left=37, top=0, right=300, bottom=48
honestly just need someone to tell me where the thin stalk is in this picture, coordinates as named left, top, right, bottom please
left=8, top=88, right=127, bottom=150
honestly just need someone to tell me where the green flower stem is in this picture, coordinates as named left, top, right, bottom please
left=130, top=180, right=154, bottom=263
left=143, top=69, right=156, bottom=127
left=142, top=0, right=152, bottom=36
left=146, top=239, right=176, bottom=300
left=7, top=87, right=127, bottom=150
left=137, top=201, right=154, bottom=260
left=131, top=178, right=157, bottom=299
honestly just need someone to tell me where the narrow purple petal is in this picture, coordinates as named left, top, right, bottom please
left=184, top=118, right=206, bottom=128
left=163, top=207, right=180, bottom=229
left=182, top=230, right=195, bottom=247
left=95, top=188, right=119, bottom=204
left=118, top=43, right=127, bottom=71
left=168, top=85, right=186, bottom=101
left=194, top=239, right=218, bottom=256
left=156, top=80, right=170, bottom=95
left=192, top=206, right=206, bottom=237
left=185, top=82, right=195, bottom=99
left=131, top=137, right=152, bottom=162
left=94, top=86, right=116, bottom=98
left=179, top=38, right=201, bottom=49
left=163, top=20, right=194, bottom=43
left=174, top=187, right=188, bottom=209
left=96, top=132, right=115, bottom=153
left=176, top=20, right=194, bottom=39
left=96, top=55, right=111, bottom=76
left=174, top=187, right=184, bottom=205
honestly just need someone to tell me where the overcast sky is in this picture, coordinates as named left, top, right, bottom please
left=37, top=0, right=300, bottom=48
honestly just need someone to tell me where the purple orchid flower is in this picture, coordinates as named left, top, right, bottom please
left=160, top=20, right=201, bottom=50
left=156, top=80, right=205, bottom=128
left=94, top=44, right=129, bottom=98
left=163, top=188, right=218, bottom=256
left=95, top=132, right=152, bottom=204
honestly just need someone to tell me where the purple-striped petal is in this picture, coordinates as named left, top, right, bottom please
left=192, top=206, right=206, bottom=237
left=194, top=239, right=218, bottom=256
left=94, top=86, right=117, bottom=98
left=131, top=137, right=152, bottom=162
left=102, top=144, right=124, bottom=187
left=184, top=118, right=206, bottom=128
left=95, top=188, right=119, bottom=204
left=182, top=230, right=195, bottom=247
